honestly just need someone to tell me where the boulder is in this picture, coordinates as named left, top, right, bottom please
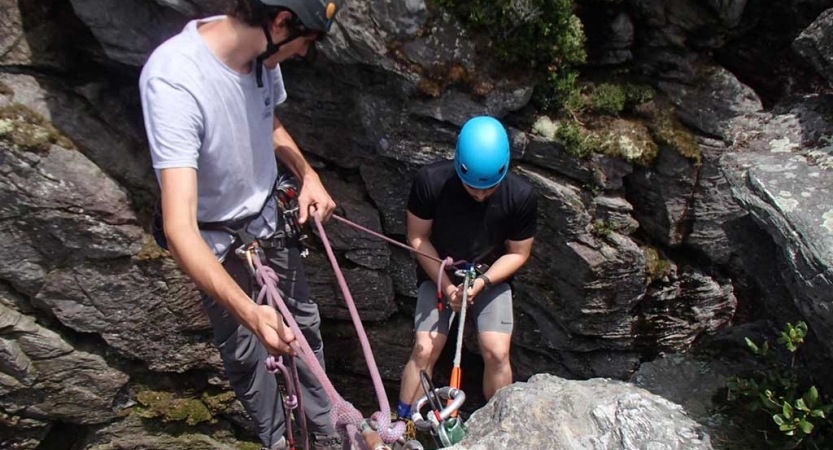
left=721, top=150, right=833, bottom=357
left=793, top=8, right=833, bottom=86
left=452, top=374, right=713, bottom=450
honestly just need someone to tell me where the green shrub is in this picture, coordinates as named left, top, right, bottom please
left=590, top=83, right=626, bottom=115
left=434, top=0, right=586, bottom=111
left=727, top=322, right=833, bottom=449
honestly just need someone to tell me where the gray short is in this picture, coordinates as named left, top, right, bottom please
left=414, top=280, right=514, bottom=335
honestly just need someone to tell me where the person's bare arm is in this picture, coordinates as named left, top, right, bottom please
left=465, top=237, right=534, bottom=302
left=407, top=211, right=459, bottom=304
left=273, top=117, right=335, bottom=225
left=160, top=167, right=295, bottom=354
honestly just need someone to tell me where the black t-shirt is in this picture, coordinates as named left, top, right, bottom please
left=408, top=160, right=538, bottom=284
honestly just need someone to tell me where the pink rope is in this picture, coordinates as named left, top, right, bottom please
left=253, top=256, right=365, bottom=449
left=249, top=211, right=471, bottom=448
left=313, top=211, right=407, bottom=443
left=332, top=214, right=465, bottom=312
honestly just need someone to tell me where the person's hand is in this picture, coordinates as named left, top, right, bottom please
left=464, top=277, right=487, bottom=304
left=298, top=173, right=336, bottom=225
left=445, top=284, right=462, bottom=312
left=252, top=304, right=296, bottom=356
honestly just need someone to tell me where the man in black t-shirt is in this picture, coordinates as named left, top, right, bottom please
left=397, top=117, right=538, bottom=418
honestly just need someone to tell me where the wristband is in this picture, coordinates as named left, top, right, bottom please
left=477, top=274, right=492, bottom=288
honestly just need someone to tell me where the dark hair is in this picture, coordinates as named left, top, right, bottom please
left=228, top=0, right=283, bottom=27
left=229, top=0, right=317, bottom=37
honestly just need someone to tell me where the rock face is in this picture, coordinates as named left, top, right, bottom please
left=0, top=303, right=128, bottom=424
left=1, top=0, right=832, bottom=448
left=793, top=8, right=833, bottom=86
left=453, top=374, right=713, bottom=450
left=721, top=150, right=833, bottom=355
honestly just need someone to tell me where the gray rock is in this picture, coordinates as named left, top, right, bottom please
left=641, top=267, right=737, bottom=351
left=593, top=195, right=640, bottom=236
left=77, top=413, right=241, bottom=450
left=370, top=0, right=428, bottom=39
left=631, top=0, right=746, bottom=49
left=407, top=87, right=533, bottom=128
left=0, top=73, right=157, bottom=200
left=0, top=303, right=128, bottom=424
left=33, top=259, right=220, bottom=372
left=721, top=150, right=833, bottom=357
left=657, top=63, right=762, bottom=138
left=626, top=146, right=700, bottom=247
left=359, top=161, right=416, bottom=237
left=686, top=139, right=748, bottom=263
left=0, top=0, right=83, bottom=68
left=793, top=8, right=833, bottom=86
left=399, top=12, right=477, bottom=71
left=521, top=133, right=633, bottom=190
left=306, top=250, right=397, bottom=322
left=318, top=171, right=390, bottom=270
left=726, top=95, right=833, bottom=154
left=452, top=374, right=713, bottom=450
left=68, top=0, right=184, bottom=66
left=0, top=140, right=143, bottom=294
left=0, top=413, right=50, bottom=450
left=388, top=246, right=418, bottom=299
left=633, top=354, right=733, bottom=420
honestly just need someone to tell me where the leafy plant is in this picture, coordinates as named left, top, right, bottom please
left=434, top=0, right=587, bottom=111
left=727, top=322, right=833, bottom=449
left=590, top=83, right=626, bottom=115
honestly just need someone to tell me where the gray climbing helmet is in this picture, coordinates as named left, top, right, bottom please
left=256, top=0, right=338, bottom=33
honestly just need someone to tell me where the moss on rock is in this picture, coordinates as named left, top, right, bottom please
left=593, top=118, right=659, bottom=165
left=134, top=391, right=215, bottom=426
left=643, top=245, right=672, bottom=284
left=0, top=103, right=74, bottom=153
left=646, top=104, right=701, bottom=164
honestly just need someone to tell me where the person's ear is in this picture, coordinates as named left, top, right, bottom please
left=270, top=10, right=294, bottom=34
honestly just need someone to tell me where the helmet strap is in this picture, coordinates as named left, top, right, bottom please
left=255, top=22, right=303, bottom=87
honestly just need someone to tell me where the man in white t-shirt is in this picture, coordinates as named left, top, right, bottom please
left=139, top=1, right=341, bottom=449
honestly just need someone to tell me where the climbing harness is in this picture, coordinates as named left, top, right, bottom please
left=274, top=176, right=310, bottom=257
left=448, top=265, right=476, bottom=418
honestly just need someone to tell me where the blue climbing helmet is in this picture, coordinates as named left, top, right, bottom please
left=455, top=116, right=511, bottom=189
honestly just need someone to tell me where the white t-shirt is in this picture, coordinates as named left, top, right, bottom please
left=140, top=16, right=287, bottom=259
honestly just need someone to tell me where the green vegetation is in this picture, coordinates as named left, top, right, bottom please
left=433, top=0, right=586, bottom=111
left=548, top=117, right=658, bottom=164
left=590, top=83, right=626, bottom=115
left=591, top=219, right=614, bottom=237
left=0, top=103, right=74, bottom=153
left=648, top=107, right=701, bottom=164
left=727, top=322, right=833, bottom=449
left=643, top=246, right=672, bottom=284
left=623, top=83, right=655, bottom=106
left=133, top=390, right=238, bottom=426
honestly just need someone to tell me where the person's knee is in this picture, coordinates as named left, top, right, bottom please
left=481, top=343, right=510, bottom=367
left=410, top=340, right=440, bottom=366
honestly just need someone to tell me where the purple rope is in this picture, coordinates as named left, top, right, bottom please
left=333, top=214, right=466, bottom=314
left=252, top=256, right=366, bottom=449
left=250, top=211, right=470, bottom=448
left=314, top=211, right=407, bottom=444
left=265, top=355, right=306, bottom=450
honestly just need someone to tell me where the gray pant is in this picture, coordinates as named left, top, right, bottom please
left=202, top=245, right=333, bottom=447
left=414, top=280, right=514, bottom=335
